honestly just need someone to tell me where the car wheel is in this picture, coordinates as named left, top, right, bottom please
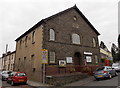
left=96, top=78, right=100, bottom=81
left=11, top=81, right=14, bottom=86
left=24, top=82, right=27, bottom=85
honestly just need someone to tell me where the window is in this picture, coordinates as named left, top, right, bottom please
left=49, top=52, right=55, bottom=63
left=86, top=56, right=92, bottom=62
left=18, top=58, right=21, bottom=68
left=95, top=55, right=98, bottom=63
left=31, top=55, right=35, bottom=68
left=96, top=67, right=105, bottom=71
left=73, top=16, right=77, bottom=21
left=93, top=38, right=96, bottom=47
left=72, top=33, right=80, bottom=44
left=19, top=40, right=22, bottom=49
left=25, top=36, right=28, bottom=47
left=32, top=31, right=35, bottom=43
left=49, top=29, right=55, bottom=41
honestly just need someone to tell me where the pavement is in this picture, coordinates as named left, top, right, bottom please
left=65, top=76, right=94, bottom=86
left=27, top=76, right=94, bottom=87
left=27, top=80, right=50, bottom=87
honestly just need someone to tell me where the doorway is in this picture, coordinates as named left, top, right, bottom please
left=74, top=52, right=81, bottom=65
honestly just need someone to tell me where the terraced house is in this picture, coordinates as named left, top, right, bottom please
left=15, top=5, right=100, bottom=82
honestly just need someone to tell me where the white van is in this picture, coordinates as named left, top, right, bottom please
left=112, top=63, right=120, bottom=72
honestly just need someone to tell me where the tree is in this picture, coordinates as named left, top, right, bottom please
left=118, top=34, right=120, bottom=61
left=111, top=43, right=119, bottom=62
left=118, top=34, right=120, bottom=48
left=111, top=47, right=116, bottom=62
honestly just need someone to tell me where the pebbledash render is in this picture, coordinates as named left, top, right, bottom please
left=15, top=5, right=100, bottom=82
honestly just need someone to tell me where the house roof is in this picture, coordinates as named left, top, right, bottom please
left=15, top=5, right=100, bottom=41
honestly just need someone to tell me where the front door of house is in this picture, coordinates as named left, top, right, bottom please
left=74, top=52, right=81, bottom=72
left=74, top=52, right=81, bottom=65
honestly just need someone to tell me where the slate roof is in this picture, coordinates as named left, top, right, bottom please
left=15, top=5, right=100, bottom=41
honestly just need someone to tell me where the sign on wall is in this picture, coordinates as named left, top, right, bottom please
left=42, top=49, right=48, bottom=64
left=59, top=60, right=66, bottom=67
left=84, top=52, right=92, bottom=55
left=86, top=56, right=92, bottom=62
left=66, top=57, right=73, bottom=63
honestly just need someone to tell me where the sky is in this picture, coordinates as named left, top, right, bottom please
left=0, top=0, right=119, bottom=57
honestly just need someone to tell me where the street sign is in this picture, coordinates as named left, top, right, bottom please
left=42, top=49, right=48, bottom=64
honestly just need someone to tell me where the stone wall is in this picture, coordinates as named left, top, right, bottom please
left=46, top=72, right=88, bottom=86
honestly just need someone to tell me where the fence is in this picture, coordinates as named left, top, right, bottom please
left=46, top=65, right=100, bottom=76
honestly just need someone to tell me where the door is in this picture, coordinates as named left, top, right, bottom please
left=74, top=52, right=81, bottom=65
left=74, top=52, right=81, bottom=72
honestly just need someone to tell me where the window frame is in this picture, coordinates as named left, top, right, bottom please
left=19, top=40, right=22, bottom=49
left=32, top=31, right=35, bottom=44
left=72, top=33, right=80, bottom=44
left=25, top=36, right=28, bottom=47
left=49, top=29, right=55, bottom=41
left=93, top=38, right=96, bottom=47
left=95, top=55, right=98, bottom=63
left=49, top=51, right=56, bottom=63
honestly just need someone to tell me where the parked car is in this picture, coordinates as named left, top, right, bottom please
left=7, top=72, right=27, bottom=86
left=112, top=63, right=120, bottom=72
left=0, top=71, right=12, bottom=81
left=94, top=66, right=118, bottom=81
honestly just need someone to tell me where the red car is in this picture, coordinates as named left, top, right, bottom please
left=7, top=72, right=27, bottom=86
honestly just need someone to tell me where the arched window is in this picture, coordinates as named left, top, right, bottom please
left=19, top=40, right=22, bottom=49
left=32, top=31, right=35, bottom=43
left=49, top=29, right=55, bottom=41
left=72, top=33, right=80, bottom=44
left=95, top=55, right=98, bottom=63
left=25, top=36, right=28, bottom=47
left=93, top=38, right=96, bottom=47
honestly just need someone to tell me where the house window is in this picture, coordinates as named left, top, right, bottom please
left=95, top=55, right=98, bottom=63
left=73, top=16, right=77, bottom=21
left=31, top=55, right=35, bottom=72
left=32, top=31, right=35, bottom=43
left=49, top=52, right=55, bottom=63
left=23, top=57, right=26, bottom=70
left=72, top=33, right=80, bottom=44
left=19, top=40, right=22, bottom=49
left=49, top=29, right=55, bottom=41
left=93, top=38, right=96, bottom=47
left=25, top=36, right=28, bottom=47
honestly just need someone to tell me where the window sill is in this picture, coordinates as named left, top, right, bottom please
left=32, top=42, right=35, bottom=44
left=49, top=63, right=56, bottom=65
left=71, top=43, right=81, bottom=46
left=49, top=40, right=55, bottom=42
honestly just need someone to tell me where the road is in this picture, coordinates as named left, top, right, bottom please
left=83, top=75, right=119, bottom=86
left=0, top=71, right=32, bottom=88
left=0, top=70, right=120, bottom=88
left=66, top=73, right=120, bottom=87
left=1, top=81, right=32, bottom=88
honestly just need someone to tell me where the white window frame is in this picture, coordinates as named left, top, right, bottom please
left=93, top=38, right=96, bottom=47
left=49, top=29, right=55, bottom=41
left=72, top=33, right=80, bottom=44
left=95, top=55, right=98, bottom=63
left=49, top=52, right=55, bottom=63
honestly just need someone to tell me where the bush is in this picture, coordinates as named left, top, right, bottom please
left=101, top=58, right=107, bottom=63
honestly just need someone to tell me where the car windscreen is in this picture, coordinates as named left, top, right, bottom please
left=2, top=72, right=8, bottom=74
left=96, top=67, right=105, bottom=71
left=112, top=64, right=119, bottom=67
left=16, top=73, right=26, bottom=76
